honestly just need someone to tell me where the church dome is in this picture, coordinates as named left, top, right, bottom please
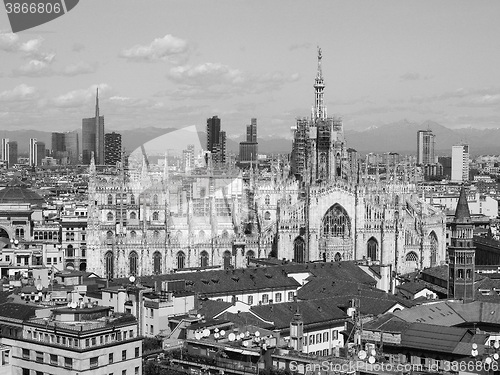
left=0, top=177, right=45, bottom=206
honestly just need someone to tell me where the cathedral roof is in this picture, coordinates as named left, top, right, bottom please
left=0, top=177, right=45, bottom=206
left=454, top=185, right=471, bottom=223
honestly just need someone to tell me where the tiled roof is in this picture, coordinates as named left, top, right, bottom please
left=363, top=313, right=411, bottom=333
left=251, top=298, right=348, bottom=330
left=131, top=267, right=301, bottom=297
left=297, top=278, right=384, bottom=300
left=394, top=302, right=466, bottom=326
left=401, top=323, right=473, bottom=353
left=0, top=302, right=39, bottom=321
left=197, top=299, right=232, bottom=320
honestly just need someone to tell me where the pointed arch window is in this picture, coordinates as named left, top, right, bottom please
left=265, top=195, right=270, bottom=205
left=264, top=211, right=271, bottom=221
left=177, top=251, right=186, bottom=269
left=106, top=230, right=113, bottom=239
left=105, top=251, right=113, bottom=279
left=223, top=250, right=232, bottom=269
left=152, top=212, right=159, bottom=221
left=107, top=194, right=113, bottom=205
left=153, top=230, right=160, bottom=239
left=321, top=204, right=350, bottom=238
left=130, top=195, right=135, bottom=205
left=129, top=251, right=138, bottom=276
left=153, top=195, right=159, bottom=205
left=406, top=251, right=418, bottom=262
left=334, top=252, right=342, bottom=262
left=367, top=237, right=378, bottom=261
left=200, top=251, right=209, bottom=268
left=130, top=230, right=136, bottom=238
left=293, top=237, right=305, bottom=263
left=246, top=250, right=255, bottom=266
left=153, top=251, right=161, bottom=275
left=429, top=232, right=438, bottom=267
left=130, top=212, right=137, bottom=220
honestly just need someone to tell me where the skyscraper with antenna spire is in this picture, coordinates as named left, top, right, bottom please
left=82, top=88, right=105, bottom=165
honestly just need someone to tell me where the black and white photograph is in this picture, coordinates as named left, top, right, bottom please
left=1, top=1, right=500, bottom=374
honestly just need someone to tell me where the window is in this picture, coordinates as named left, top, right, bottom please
left=90, top=356, right=98, bottom=368
left=130, top=195, right=135, bottom=204
left=265, top=195, right=270, bottom=205
left=288, top=292, right=295, bottom=301
left=153, top=251, right=161, bottom=275
left=109, top=353, right=114, bottom=364
left=135, top=347, right=140, bottom=357
left=122, top=350, right=127, bottom=361
left=332, top=330, right=338, bottom=341
left=200, top=251, right=209, bottom=267
left=275, top=293, right=282, bottom=303
left=130, top=212, right=137, bottom=220
left=105, top=251, right=114, bottom=279
left=107, top=194, right=113, bottom=205
left=129, top=330, right=134, bottom=338
left=122, top=370, right=127, bottom=375
left=36, top=351, right=43, bottom=363
left=248, top=295, right=254, bottom=305
left=129, top=251, right=138, bottom=275
left=50, top=354, right=58, bottom=365
left=22, top=369, right=29, bottom=375
left=309, top=335, right=314, bottom=345
left=176, top=251, right=185, bottom=269
left=150, top=325, right=154, bottom=334
left=153, top=194, right=159, bottom=205
left=22, top=349, right=29, bottom=359
left=262, top=294, right=269, bottom=304
left=107, top=212, right=114, bottom=221
left=152, top=211, right=159, bottom=221
left=135, top=367, right=140, bottom=375
left=316, top=333, right=321, bottom=343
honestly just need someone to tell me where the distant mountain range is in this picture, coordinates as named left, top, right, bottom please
left=2, top=120, right=499, bottom=156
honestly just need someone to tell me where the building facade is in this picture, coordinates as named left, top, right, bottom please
left=105, top=132, right=122, bottom=166
left=82, top=89, right=105, bottom=165
left=451, top=144, right=469, bottom=182
left=86, top=48, right=447, bottom=279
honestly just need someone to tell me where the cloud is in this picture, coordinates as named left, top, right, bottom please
left=0, top=31, right=20, bottom=51
left=409, top=87, right=500, bottom=105
left=289, top=42, right=312, bottom=51
left=165, top=62, right=299, bottom=100
left=62, top=61, right=97, bottom=76
left=72, top=42, right=85, bottom=52
left=11, top=53, right=56, bottom=77
left=400, top=72, right=432, bottom=81
left=52, top=84, right=111, bottom=108
left=0, top=84, right=37, bottom=102
left=120, top=34, right=188, bottom=62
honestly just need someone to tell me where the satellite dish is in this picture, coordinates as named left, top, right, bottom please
left=215, top=328, right=219, bottom=333
left=214, top=333, right=220, bottom=339
left=371, top=349, right=376, bottom=357
left=245, top=331, right=250, bottom=337
left=71, top=302, right=78, bottom=309
left=472, top=343, right=478, bottom=350
left=129, top=276, right=136, bottom=283
left=255, top=331, right=260, bottom=337
left=243, top=341, right=249, bottom=347
left=494, top=353, right=500, bottom=361
left=228, top=333, right=236, bottom=342
left=239, top=333, right=245, bottom=339
left=358, top=350, right=367, bottom=360
left=197, top=314, right=201, bottom=318
left=471, top=349, right=478, bottom=357
left=368, top=356, right=376, bottom=364
left=485, top=357, right=493, bottom=365
left=220, top=330, right=226, bottom=336
left=495, top=341, right=500, bottom=350
left=203, top=329, right=210, bottom=337
left=36, top=284, right=43, bottom=291
left=195, top=332, right=201, bottom=340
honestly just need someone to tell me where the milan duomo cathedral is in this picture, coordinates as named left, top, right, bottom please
left=87, top=48, right=446, bottom=280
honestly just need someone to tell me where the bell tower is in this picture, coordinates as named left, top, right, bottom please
left=448, top=185, right=475, bottom=302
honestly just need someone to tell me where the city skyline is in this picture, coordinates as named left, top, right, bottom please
left=1, top=1, right=500, bottom=139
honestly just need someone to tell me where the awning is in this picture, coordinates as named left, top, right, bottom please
left=224, top=347, right=260, bottom=356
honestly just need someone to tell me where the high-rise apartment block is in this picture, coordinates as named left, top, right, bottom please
left=82, top=89, right=105, bottom=165
left=451, top=144, right=469, bottom=182
left=417, top=130, right=435, bottom=166
left=29, top=138, right=44, bottom=167
left=104, top=132, right=122, bottom=166
left=1, top=138, right=18, bottom=168
left=239, top=118, right=259, bottom=166
left=206, top=116, right=226, bottom=165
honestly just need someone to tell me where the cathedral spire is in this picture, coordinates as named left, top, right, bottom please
left=313, top=46, right=326, bottom=121
left=95, top=87, right=99, bottom=119
left=454, top=184, right=471, bottom=223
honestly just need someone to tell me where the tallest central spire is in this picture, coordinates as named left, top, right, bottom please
left=313, top=46, right=326, bottom=120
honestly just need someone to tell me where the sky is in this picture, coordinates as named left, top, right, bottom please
left=1, top=0, right=500, bottom=140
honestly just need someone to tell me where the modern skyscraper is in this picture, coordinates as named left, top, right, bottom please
left=82, top=89, right=104, bottom=165
left=1, top=139, right=17, bottom=168
left=52, top=131, right=79, bottom=165
left=1, top=138, right=9, bottom=162
left=206, top=116, right=226, bottom=165
left=417, top=130, right=435, bottom=166
left=451, top=144, right=469, bottom=182
left=29, top=138, right=37, bottom=167
left=448, top=185, right=475, bottom=302
left=239, top=118, right=258, bottom=165
left=104, top=132, right=122, bottom=166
